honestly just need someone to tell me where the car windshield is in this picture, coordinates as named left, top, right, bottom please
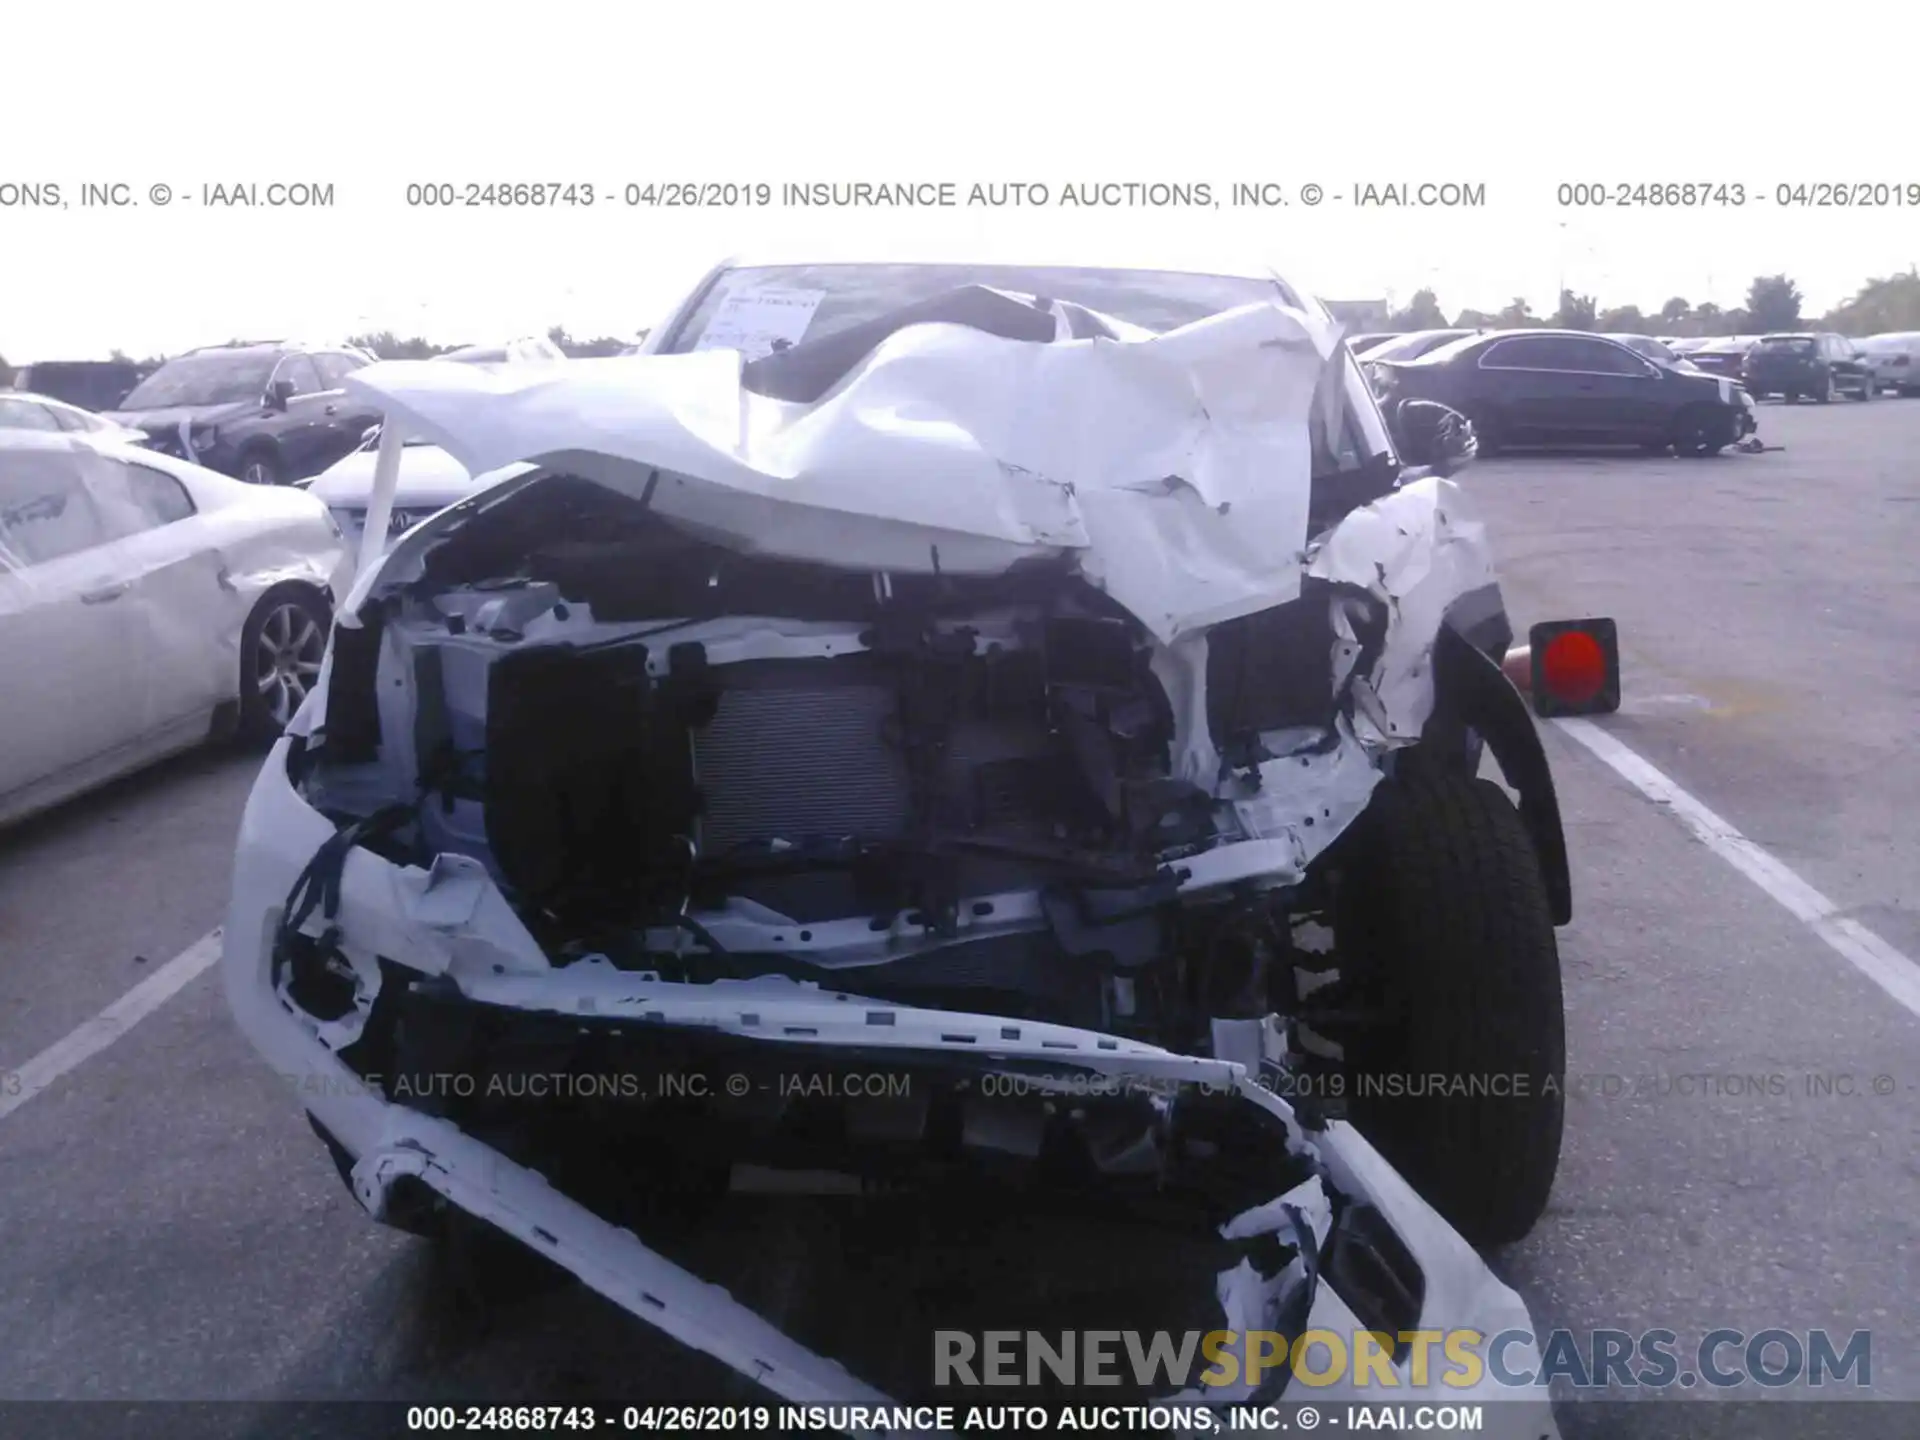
left=121, top=352, right=278, bottom=408
left=1618, top=336, right=1678, bottom=363
left=663, top=263, right=1396, bottom=477
left=1401, top=332, right=1486, bottom=365
left=1756, top=336, right=1816, bottom=353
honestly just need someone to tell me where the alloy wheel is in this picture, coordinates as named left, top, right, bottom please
left=254, top=600, right=325, bottom=727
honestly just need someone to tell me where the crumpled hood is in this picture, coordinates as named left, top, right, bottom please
left=341, top=292, right=1343, bottom=643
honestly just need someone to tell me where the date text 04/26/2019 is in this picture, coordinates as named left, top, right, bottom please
left=402, top=1403, right=1491, bottom=1433
left=1556, top=180, right=1920, bottom=207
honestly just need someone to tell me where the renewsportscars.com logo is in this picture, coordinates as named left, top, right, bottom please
left=934, top=1328, right=1873, bottom=1391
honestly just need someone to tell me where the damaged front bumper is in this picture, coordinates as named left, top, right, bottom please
left=226, top=729, right=1560, bottom=1435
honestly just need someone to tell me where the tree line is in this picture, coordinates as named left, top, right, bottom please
left=8, top=268, right=1920, bottom=390
left=1385, top=268, right=1920, bottom=338
left=339, top=325, right=642, bottom=360
left=0, top=326, right=644, bottom=389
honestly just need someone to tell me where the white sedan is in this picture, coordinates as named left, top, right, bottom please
left=302, top=341, right=557, bottom=545
left=0, top=430, right=349, bottom=828
left=304, top=436, right=533, bottom=549
left=0, top=390, right=150, bottom=446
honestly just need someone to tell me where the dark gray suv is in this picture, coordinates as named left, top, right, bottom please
left=102, top=342, right=384, bottom=484
left=1742, top=332, right=1877, bottom=403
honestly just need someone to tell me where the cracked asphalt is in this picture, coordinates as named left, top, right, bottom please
left=1, top=396, right=1915, bottom=1435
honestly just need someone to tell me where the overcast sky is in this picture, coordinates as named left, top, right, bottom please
left=4, top=3, right=1914, bottom=361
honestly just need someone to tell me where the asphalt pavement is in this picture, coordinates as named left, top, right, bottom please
left=1, top=397, right=1916, bottom=1432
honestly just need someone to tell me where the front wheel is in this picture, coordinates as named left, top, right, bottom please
left=1816, top=373, right=1836, bottom=404
left=1853, top=378, right=1875, bottom=402
left=238, top=449, right=283, bottom=486
left=1333, top=770, right=1566, bottom=1247
left=1671, top=406, right=1728, bottom=457
left=239, top=585, right=330, bottom=741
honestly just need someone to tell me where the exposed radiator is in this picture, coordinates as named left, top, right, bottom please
left=690, top=659, right=1059, bottom=855
left=694, top=678, right=912, bottom=853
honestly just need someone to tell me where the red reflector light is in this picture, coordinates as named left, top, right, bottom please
left=1523, top=618, right=1621, bottom=717
left=1541, top=630, right=1608, bottom=707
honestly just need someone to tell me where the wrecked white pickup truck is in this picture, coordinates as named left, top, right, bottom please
left=223, top=258, right=1611, bottom=1427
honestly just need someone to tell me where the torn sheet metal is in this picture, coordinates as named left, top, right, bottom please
left=342, top=298, right=1340, bottom=644
left=1307, top=476, right=1496, bottom=748
left=228, top=736, right=1556, bottom=1434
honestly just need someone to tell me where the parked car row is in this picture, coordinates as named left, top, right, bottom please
left=0, top=335, right=568, bottom=829
left=1362, top=327, right=1758, bottom=455
left=5, top=334, right=574, bottom=493
left=1663, top=330, right=1920, bottom=399
left=1355, top=328, right=1920, bottom=402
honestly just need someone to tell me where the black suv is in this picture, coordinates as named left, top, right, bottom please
left=1373, top=328, right=1757, bottom=455
left=1742, top=333, right=1877, bottom=403
left=102, top=342, right=383, bottom=484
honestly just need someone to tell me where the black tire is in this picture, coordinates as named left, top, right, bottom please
left=1815, top=372, right=1836, bottom=404
left=239, top=584, right=331, bottom=742
left=1784, top=390, right=1799, bottom=404
left=238, top=447, right=283, bottom=486
left=1334, top=770, right=1566, bottom=1247
left=1670, top=405, right=1727, bottom=457
left=1852, top=377, right=1874, bottom=402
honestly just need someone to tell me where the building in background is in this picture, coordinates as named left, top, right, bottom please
left=6, top=360, right=152, bottom=410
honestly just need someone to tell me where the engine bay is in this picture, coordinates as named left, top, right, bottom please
left=296, top=474, right=1373, bottom=1054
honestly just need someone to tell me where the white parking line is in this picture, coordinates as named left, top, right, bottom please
left=1556, top=718, right=1920, bottom=1020
left=0, top=929, right=221, bottom=1124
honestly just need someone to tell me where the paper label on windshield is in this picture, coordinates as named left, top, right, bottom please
left=692, top=286, right=826, bottom=360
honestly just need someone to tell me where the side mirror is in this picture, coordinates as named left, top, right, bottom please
left=266, top=379, right=294, bottom=411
